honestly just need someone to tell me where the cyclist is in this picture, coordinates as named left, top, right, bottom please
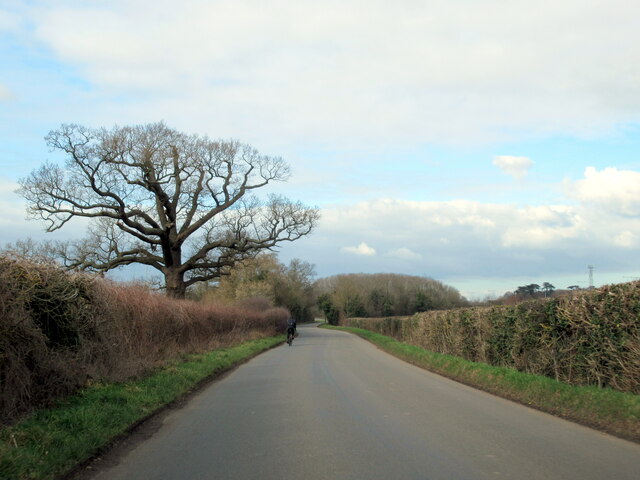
left=286, top=317, right=297, bottom=345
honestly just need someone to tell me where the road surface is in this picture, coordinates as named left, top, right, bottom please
left=85, top=323, right=640, bottom=480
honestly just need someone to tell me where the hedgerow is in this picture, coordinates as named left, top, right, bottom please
left=0, top=255, right=288, bottom=424
left=346, top=283, right=640, bottom=394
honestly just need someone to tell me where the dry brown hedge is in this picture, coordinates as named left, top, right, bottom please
left=346, top=283, right=640, bottom=394
left=0, top=255, right=288, bottom=425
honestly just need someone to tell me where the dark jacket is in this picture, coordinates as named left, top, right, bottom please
left=287, top=318, right=297, bottom=332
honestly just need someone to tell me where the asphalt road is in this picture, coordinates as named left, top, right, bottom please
left=86, top=323, right=640, bottom=480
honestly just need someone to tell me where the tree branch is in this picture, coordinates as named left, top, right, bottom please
left=18, top=122, right=317, bottom=297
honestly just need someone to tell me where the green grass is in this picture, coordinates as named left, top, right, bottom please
left=323, top=324, right=640, bottom=443
left=0, top=335, right=284, bottom=480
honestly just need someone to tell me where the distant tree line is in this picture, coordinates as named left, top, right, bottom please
left=2, top=240, right=469, bottom=326
left=480, top=281, right=590, bottom=306
left=514, top=282, right=556, bottom=298
left=315, top=273, right=468, bottom=324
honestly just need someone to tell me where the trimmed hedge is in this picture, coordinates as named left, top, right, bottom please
left=346, top=282, right=640, bottom=394
left=0, top=255, right=288, bottom=425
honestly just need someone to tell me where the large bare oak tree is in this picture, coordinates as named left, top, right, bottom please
left=18, top=122, right=319, bottom=298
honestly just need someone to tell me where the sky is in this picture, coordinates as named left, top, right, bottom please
left=2, top=0, right=640, bottom=299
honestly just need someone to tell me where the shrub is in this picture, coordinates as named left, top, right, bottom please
left=0, top=255, right=285, bottom=425
left=345, top=282, right=640, bottom=394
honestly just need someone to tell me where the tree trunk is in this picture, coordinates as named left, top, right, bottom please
left=165, top=268, right=187, bottom=298
left=163, top=242, right=186, bottom=298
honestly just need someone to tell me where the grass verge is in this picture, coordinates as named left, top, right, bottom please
left=0, top=335, right=284, bottom=480
left=323, top=324, right=640, bottom=443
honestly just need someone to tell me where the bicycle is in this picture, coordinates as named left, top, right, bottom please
left=286, top=327, right=295, bottom=346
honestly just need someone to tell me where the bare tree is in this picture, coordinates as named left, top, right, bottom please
left=18, top=122, right=319, bottom=298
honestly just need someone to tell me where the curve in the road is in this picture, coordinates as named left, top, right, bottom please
left=83, top=323, right=640, bottom=480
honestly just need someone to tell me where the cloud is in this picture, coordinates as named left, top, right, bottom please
left=565, top=167, right=640, bottom=216
left=386, top=247, right=422, bottom=260
left=0, top=84, right=12, bottom=101
left=327, top=198, right=587, bottom=254
left=288, top=175, right=640, bottom=286
left=500, top=205, right=583, bottom=247
left=614, top=231, right=636, bottom=248
left=0, top=177, right=53, bottom=239
left=0, top=176, right=94, bottom=244
left=0, top=8, right=21, bottom=34
left=0, top=177, right=18, bottom=195
left=493, top=156, right=534, bottom=180
left=341, top=242, right=376, bottom=256
left=16, top=0, right=640, bottom=147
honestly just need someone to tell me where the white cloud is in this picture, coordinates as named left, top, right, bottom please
left=0, top=177, right=18, bottom=196
left=0, top=178, right=51, bottom=238
left=0, top=187, right=26, bottom=229
left=493, top=156, right=534, bottom=180
left=0, top=8, right=21, bottom=34
left=295, top=182, right=640, bottom=285
left=341, top=242, right=376, bottom=256
left=565, top=166, right=640, bottom=216
left=0, top=84, right=12, bottom=101
left=386, top=247, right=422, bottom=261
left=326, top=198, right=588, bottom=253
left=614, top=231, right=636, bottom=248
left=0, top=176, right=93, bottom=244
left=16, top=0, right=640, bottom=146
left=500, top=205, right=583, bottom=248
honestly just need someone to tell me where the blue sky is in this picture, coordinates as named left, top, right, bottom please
left=2, top=0, right=640, bottom=299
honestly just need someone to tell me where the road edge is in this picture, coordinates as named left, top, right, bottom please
left=0, top=336, right=285, bottom=480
